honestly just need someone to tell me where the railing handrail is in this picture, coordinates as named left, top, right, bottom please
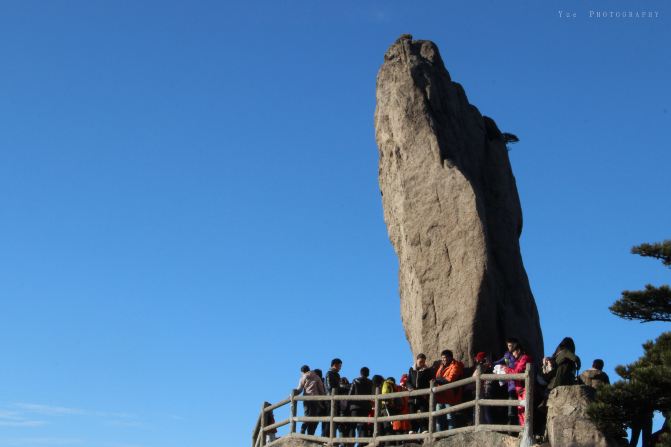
left=253, top=365, right=534, bottom=447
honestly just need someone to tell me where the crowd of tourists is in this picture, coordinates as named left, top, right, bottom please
left=262, top=336, right=610, bottom=445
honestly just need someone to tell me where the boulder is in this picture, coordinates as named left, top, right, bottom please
left=545, top=385, right=622, bottom=447
left=375, top=34, right=543, bottom=363
left=265, top=437, right=322, bottom=447
left=434, top=431, right=520, bottom=446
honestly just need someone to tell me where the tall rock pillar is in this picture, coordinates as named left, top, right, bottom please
left=375, top=35, right=543, bottom=364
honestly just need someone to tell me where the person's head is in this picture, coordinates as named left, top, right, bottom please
left=506, top=337, right=520, bottom=353
left=474, top=352, right=487, bottom=364
left=386, top=377, right=396, bottom=384
left=331, top=358, right=343, bottom=371
left=360, top=367, right=370, bottom=378
left=340, top=377, right=349, bottom=386
left=440, top=350, right=454, bottom=365
left=400, top=373, right=408, bottom=386
left=593, top=359, right=605, bottom=370
left=300, top=365, right=310, bottom=374
left=556, top=337, right=576, bottom=354
left=372, top=375, right=384, bottom=387
left=511, top=344, right=525, bottom=359
left=415, top=353, right=427, bottom=368
left=314, top=369, right=323, bottom=379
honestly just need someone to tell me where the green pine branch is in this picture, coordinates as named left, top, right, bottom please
left=632, top=240, right=671, bottom=267
left=610, top=285, right=671, bottom=323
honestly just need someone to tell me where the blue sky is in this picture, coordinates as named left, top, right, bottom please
left=0, top=1, right=669, bottom=446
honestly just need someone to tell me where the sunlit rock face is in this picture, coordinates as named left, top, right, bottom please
left=375, top=35, right=543, bottom=364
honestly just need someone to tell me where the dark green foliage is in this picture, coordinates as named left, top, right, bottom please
left=609, top=240, right=671, bottom=323
left=501, top=132, right=519, bottom=144
left=588, top=240, right=671, bottom=446
left=610, top=285, right=671, bottom=323
left=588, top=332, right=671, bottom=446
left=632, top=240, right=671, bottom=267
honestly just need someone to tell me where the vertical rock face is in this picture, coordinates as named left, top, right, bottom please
left=375, top=35, right=543, bottom=364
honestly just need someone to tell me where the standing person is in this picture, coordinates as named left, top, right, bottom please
left=579, top=359, right=610, bottom=389
left=392, top=374, right=412, bottom=435
left=295, top=365, right=326, bottom=436
left=494, top=337, right=520, bottom=425
left=313, top=369, right=327, bottom=436
left=337, top=377, right=353, bottom=443
left=434, top=350, right=464, bottom=431
left=472, top=352, right=494, bottom=425
left=263, top=402, right=278, bottom=444
left=504, top=345, right=532, bottom=427
left=380, top=377, right=399, bottom=437
left=543, top=337, right=581, bottom=390
left=323, top=358, right=343, bottom=438
left=406, top=353, right=434, bottom=433
left=349, top=367, right=373, bottom=447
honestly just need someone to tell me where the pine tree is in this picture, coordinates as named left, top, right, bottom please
left=609, top=241, right=671, bottom=323
left=588, top=240, right=671, bottom=446
left=588, top=332, right=671, bottom=446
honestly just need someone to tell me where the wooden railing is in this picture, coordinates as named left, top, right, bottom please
left=253, top=364, right=534, bottom=447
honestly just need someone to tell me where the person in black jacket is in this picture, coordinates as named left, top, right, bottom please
left=349, top=367, right=373, bottom=447
left=338, top=377, right=353, bottom=442
left=322, top=358, right=343, bottom=438
left=407, top=353, right=435, bottom=433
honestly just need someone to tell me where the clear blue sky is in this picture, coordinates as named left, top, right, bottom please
left=1, top=1, right=669, bottom=446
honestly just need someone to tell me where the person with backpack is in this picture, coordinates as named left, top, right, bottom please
left=543, top=337, right=581, bottom=390
left=348, top=367, right=374, bottom=447
left=380, top=377, right=399, bottom=437
left=406, top=353, right=434, bottom=433
left=579, top=358, right=610, bottom=389
left=434, top=350, right=465, bottom=431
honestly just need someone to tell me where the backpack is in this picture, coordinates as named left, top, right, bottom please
left=381, top=380, right=395, bottom=395
left=381, top=380, right=400, bottom=411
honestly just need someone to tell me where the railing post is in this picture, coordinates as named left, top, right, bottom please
left=428, top=379, right=435, bottom=443
left=329, top=388, right=336, bottom=446
left=372, top=386, right=380, bottom=443
left=259, top=403, right=266, bottom=447
left=524, top=363, right=535, bottom=442
left=474, top=365, right=482, bottom=428
left=289, top=390, right=297, bottom=434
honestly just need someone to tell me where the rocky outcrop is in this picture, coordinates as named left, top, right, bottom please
left=375, top=35, right=543, bottom=363
left=267, top=433, right=520, bottom=447
left=266, top=438, right=322, bottom=447
left=434, top=431, right=520, bottom=447
left=546, top=385, right=623, bottom=447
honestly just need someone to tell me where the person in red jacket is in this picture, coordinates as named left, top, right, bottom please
left=504, top=345, right=532, bottom=427
left=392, top=374, right=412, bottom=434
left=434, top=350, right=464, bottom=431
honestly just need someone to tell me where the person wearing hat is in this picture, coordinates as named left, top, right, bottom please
left=472, top=352, right=494, bottom=424
left=392, top=374, right=412, bottom=434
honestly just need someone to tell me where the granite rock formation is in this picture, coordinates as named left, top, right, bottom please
left=546, top=386, right=625, bottom=447
left=375, top=35, right=543, bottom=363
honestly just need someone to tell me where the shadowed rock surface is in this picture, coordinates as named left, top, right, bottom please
left=375, top=35, right=543, bottom=363
left=546, top=386, right=625, bottom=447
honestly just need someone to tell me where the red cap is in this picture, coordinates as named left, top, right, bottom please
left=475, top=352, right=487, bottom=362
